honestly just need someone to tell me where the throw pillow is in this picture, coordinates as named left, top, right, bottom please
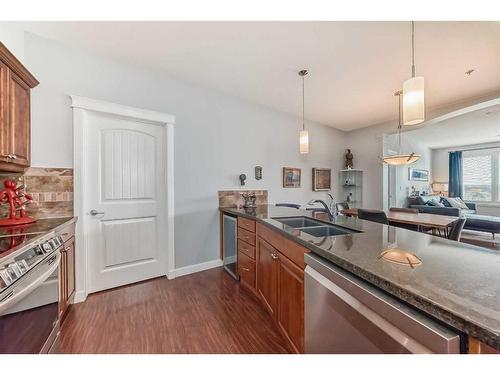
left=420, top=195, right=441, bottom=205
left=441, top=197, right=452, bottom=207
left=425, top=200, right=445, bottom=207
left=445, top=197, right=469, bottom=209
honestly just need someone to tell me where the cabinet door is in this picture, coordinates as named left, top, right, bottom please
left=0, top=61, right=9, bottom=163
left=64, top=237, right=76, bottom=302
left=8, top=71, right=30, bottom=167
left=58, top=249, right=68, bottom=319
left=256, top=237, right=279, bottom=319
left=278, top=254, right=305, bottom=353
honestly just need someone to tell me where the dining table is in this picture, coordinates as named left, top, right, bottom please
left=341, top=208, right=459, bottom=238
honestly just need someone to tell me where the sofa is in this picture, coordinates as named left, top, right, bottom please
left=407, top=195, right=476, bottom=217
left=407, top=195, right=500, bottom=238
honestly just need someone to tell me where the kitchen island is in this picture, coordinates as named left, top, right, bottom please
left=219, top=205, right=500, bottom=353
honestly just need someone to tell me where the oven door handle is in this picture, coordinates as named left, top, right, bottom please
left=0, top=251, right=61, bottom=315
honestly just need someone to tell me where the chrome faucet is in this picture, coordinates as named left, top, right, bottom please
left=307, top=198, right=336, bottom=220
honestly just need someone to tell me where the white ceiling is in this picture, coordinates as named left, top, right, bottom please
left=18, top=21, right=500, bottom=131
left=399, top=104, right=500, bottom=149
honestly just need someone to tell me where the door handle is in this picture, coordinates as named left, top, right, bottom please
left=90, top=209, right=105, bottom=216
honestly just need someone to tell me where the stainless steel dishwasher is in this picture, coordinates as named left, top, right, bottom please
left=304, top=253, right=461, bottom=354
left=222, top=213, right=238, bottom=280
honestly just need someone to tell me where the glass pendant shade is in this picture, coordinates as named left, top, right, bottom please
left=402, top=77, right=425, bottom=126
left=382, top=90, right=421, bottom=166
left=299, top=130, right=309, bottom=154
left=298, top=69, right=309, bottom=154
left=382, top=153, right=420, bottom=166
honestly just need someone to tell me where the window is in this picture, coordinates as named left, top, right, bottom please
left=462, top=148, right=500, bottom=202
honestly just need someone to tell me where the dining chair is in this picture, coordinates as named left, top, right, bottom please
left=357, top=209, right=389, bottom=225
left=389, top=207, right=419, bottom=214
left=448, top=218, right=467, bottom=241
left=275, top=203, right=301, bottom=209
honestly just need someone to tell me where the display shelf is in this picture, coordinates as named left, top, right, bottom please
left=339, top=169, right=363, bottom=208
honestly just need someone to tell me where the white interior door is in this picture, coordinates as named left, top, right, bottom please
left=85, top=111, right=167, bottom=293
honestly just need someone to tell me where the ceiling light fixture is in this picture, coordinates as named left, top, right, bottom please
left=402, top=21, right=425, bottom=126
left=382, top=91, right=421, bottom=166
left=298, top=69, right=309, bottom=154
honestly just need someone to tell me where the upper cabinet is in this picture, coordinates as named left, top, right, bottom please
left=0, top=42, right=39, bottom=172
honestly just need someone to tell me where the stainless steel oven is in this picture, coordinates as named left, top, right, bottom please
left=0, top=232, right=63, bottom=354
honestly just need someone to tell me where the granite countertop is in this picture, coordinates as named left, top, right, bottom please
left=0, top=217, right=77, bottom=262
left=220, top=205, right=500, bottom=350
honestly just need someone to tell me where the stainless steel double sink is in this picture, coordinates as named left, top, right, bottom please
left=272, top=216, right=361, bottom=238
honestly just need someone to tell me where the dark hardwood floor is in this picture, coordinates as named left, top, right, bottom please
left=60, top=267, right=291, bottom=354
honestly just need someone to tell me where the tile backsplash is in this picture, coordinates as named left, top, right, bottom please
left=0, top=167, right=73, bottom=219
left=218, top=190, right=268, bottom=208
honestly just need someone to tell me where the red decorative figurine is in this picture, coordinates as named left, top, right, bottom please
left=0, top=179, right=36, bottom=226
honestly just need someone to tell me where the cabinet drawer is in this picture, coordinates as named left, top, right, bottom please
left=238, top=227, right=256, bottom=246
left=256, top=223, right=308, bottom=269
left=238, top=217, right=255, bottom=233
left=238, top=251, right=256, bottom=289
left=238, top=239, right=255, bottom=259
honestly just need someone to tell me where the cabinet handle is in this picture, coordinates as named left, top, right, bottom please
left=10, top=155, right=17, bottom=159
left=241, top=267, right=250, bottom=272
left=271, top=253, right=279, bottom=260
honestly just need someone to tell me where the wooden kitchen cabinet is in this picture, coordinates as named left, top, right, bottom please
left=219, top=211, right=309, bottom=353
left=277, top=254, right=304, bottom=353
left=256, top=223, right=309, bottom=353
left=468, top=337, right=500, bottom=354
left=59, top=230, right=76, bottom=322
left=0, top=42, right=39, bottom=172
left=236, top=217, right=257, bottom=294
left=256, top=237, right=279, bottom=318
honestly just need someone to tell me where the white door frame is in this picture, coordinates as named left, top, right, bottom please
left=71, top=96, right=175, bottom=303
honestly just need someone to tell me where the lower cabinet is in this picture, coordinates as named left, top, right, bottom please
left=256, top=227, right=307, bottom=353
left=256, top=237, right=279, bottom=318
left=238, top=251, right=256, bottom=290
left=220, top=213, right=308, bottom=353
left=277, top=254, right=304, bottom=353
left=59, top=234, right=76, bottom=322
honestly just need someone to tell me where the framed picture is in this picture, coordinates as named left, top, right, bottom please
left=312, top=168, right=331, bottom=191
left=283, top=167, right=301, bottom=188
left=408, top=168, right=429, bottom=181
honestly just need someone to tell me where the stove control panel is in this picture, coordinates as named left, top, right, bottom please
left=0, top=235, right=63, bottom=292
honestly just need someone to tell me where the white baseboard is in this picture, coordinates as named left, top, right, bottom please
left=73, top=290, right=87, bottom=304
left=169, top=259, right=223, bottom=279
left=73, top=260, right=223, bottom=299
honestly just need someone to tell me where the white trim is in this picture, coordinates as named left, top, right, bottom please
left=169, top=259, right=223, bottom=279
left=165, top=123, right=176, bottom=279
left=72, top=95, right=175, bottom=300
left=421, top=97, right=500, bottom=128
left=70, top=95, right=175, bottom=124
left=73, top=290, right=87, bottom=304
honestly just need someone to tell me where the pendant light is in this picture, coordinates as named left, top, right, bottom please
left=402, top=21, right=425, bottom=126
left=298, top=69, right=309, bottom=154
left=383, top=91, right=421, bottom=165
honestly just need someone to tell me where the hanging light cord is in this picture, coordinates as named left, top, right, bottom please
left=411, top=21, right=416, bottom=77
left=302, top=73, right=305, bottom=131
left=397, top=91, right=402, bottom=153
